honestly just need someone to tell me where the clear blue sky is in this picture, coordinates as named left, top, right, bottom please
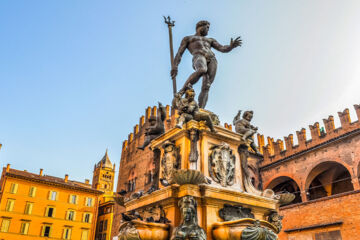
left=1, top=1, right=359, bottom=184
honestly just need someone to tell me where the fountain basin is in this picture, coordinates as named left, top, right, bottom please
left=132, top=220, right=170, bottom=240
left=212, top=218, right=278, bottom=240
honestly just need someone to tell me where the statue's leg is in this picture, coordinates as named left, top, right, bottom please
left=178, top=55, right=207, bottom=95
left=198, top=57, right=217, bottom=108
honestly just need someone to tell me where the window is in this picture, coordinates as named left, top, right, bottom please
left=45, top=206, right=55, bottom=217
left=24, top=202, right=34, bottom=215
left=29, top=186, right=37, bottom=197
left=10, top=183, right=19, bottom=194
left=81, top=229, right=89, bottom=240
left=103, top=220, right=108, bottom=231
left=63, top=227, right=72, bottom=239
left=20, top=222, right=30, bottom=235
left=99, top=220, right=104, bottom=232
left=69, top=194, right=78, bottom=204
left=102, top=233, right=107, bottom=240
left=83, top=213, right=92, bottom=223
left=48, top=190, right=58, bottom=200
left=85, top=197, right=93, bottom=207
left=0, top=219, right=11, bottom=232
left=315, top=230, right=342, bottom=240
left=42, top=225, right=52, bottom=237
left=5, top=199, right=15, bottom=212
left=66, top=210, right=75, bottom=221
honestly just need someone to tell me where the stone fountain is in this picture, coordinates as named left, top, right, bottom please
left=116, top=19, right=293, bottom=240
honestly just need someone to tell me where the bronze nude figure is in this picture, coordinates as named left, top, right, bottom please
left=171, top=20, right=242, bottom=108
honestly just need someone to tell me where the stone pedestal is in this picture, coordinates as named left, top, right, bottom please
left=120, top=121, right=280, bottom=240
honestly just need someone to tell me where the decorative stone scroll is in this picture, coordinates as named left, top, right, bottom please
left=218, top=204, right=254, bottom=221
left=171, top=195, right=207, bottom=240
left=209, top=142, right=235, bottom=187
left=160, top=141, right=180, bottom=186
left=266, top=211, right=283, bottom=234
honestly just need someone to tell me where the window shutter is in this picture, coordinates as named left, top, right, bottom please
left=45, top=207, right=49, bottom=217
left=56, top=192, right=59, bottom=201
left=89, top=213, right=92, bottom=223
left=10, top=183, right=18, bottom=194
left=29, top=187, right=37, bottom=197
left=73, top=211, right=76, bottom=221
left=75, top=195, right=78, bottom=204
left=48, top=191, right=52, bottom=200
left=24, top=222, right=29, bottom=234
left=84, top=197, right=88, bottom=206
left=13, top=183, right=18, bottom=193
left=68, top=195, right=72, bottom=203
left=28, top=203, right=33, bottom=215
left=53, top=208, right=56, bottom=217
left=66, top=210, right=69, bottom=220
left=7, top=199, right=15, bottom=212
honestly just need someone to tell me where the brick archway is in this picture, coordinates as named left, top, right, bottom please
left=305, top=161, right=354, bottom=201
left=264, top=174, right=303, bottom=205
left=264, top=173, right=302, bottom=191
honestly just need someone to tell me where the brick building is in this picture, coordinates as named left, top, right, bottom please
left=93, top=150, right=115, bottom=240
left=258, top=104, right=360, bottom=240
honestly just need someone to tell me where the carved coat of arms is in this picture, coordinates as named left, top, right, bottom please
left=209, top=142, right=235, bottom=187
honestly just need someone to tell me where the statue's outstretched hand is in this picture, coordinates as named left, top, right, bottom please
left=171, top=68, right=178, bottom=78
left=230, top=37, right=242, bottom=48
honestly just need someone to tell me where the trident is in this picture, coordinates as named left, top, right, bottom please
left=164, top=16, right=177, bottom=96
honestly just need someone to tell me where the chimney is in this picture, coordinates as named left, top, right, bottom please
left=39, top=169, right=44, bottom=176
left=85, top=179, right=90, bottom=184
left=6, top=164, right=10, bottom=172
left=64, top=174, right=69, bottom=183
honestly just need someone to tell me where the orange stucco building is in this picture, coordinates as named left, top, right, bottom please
left=0, top=164, right=103, bottom=240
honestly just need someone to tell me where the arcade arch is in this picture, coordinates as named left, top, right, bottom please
left=305, top=161, right=353, bottom=201
left=266, top=176, right=302, bottom=206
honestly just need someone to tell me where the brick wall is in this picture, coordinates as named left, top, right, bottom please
left=279, top=191, right=360, bottom=240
